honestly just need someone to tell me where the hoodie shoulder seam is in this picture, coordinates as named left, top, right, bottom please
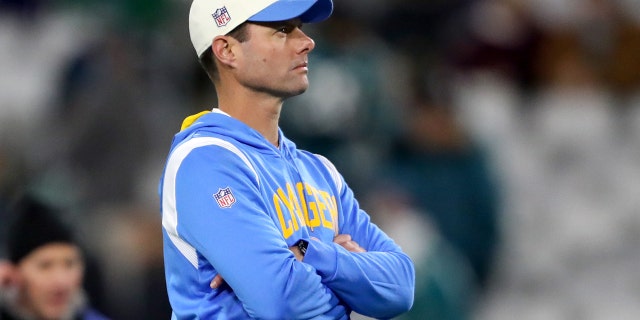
left=174, top=136, right=260, bottom=186
left=313, top=154, right=343, bottom=192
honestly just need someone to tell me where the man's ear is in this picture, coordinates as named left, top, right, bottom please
left=212, top=36, right=237, bottom=68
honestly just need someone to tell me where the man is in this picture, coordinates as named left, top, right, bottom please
left=0, top=195, right=108, bottom=320
left=159, top=0, right=415, bottom=319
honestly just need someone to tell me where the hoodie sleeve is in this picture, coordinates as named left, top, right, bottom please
left=302, top=156, right=416, bottom=319
left=167, top=140, right=345, bottom=319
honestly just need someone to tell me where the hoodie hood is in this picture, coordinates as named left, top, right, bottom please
left=172, top=109, right=298, bottom=157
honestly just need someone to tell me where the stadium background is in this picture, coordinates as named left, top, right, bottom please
left=1, top=0, right=639, bottom=319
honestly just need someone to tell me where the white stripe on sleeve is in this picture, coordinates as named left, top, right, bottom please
left=162, top=137, right=259, bottom=269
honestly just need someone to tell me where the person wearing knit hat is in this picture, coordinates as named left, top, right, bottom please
left=0, top=194, right=108, bottom=320
left=6, top=195, right=75, bottom=264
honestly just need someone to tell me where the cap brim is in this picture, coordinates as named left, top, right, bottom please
left=248, top=0, right=333, bottom=23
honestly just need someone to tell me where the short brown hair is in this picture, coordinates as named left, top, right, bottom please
left=198, top=22, right=250, bottom=83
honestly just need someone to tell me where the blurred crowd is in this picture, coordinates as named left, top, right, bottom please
left=1, top=0, right=639, bottom=319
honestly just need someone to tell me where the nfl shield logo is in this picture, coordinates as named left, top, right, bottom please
left=213, top=6, right=231, bottom=27
left=214, top=187, right=236, bottom=208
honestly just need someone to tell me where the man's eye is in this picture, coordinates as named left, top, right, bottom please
left=277, top=25, right=293, bottom=33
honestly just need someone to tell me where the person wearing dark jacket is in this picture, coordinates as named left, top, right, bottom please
left=0, top=195, right=108, bottom=320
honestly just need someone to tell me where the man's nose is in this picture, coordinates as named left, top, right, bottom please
left=297, top=30, right=315, bottom=53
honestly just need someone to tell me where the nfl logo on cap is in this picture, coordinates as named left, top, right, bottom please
left=214, top=187, right=236, bottom=208
left=213, top=6, right=231, bottom=27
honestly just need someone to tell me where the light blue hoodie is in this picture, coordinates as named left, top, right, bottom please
left=160, top=109, right=415, bottom=319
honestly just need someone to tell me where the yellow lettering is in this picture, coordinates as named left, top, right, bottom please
left=317, top=190, right=334, bottom=230
left=296, top=182, right=312, bottom=228
left=273, top=192, right=293, bottom=239
left=305, top=184, right=322, bottom=228
left=274, top=182, right=339, bottom=236
left=322, top=192, right=339, bottom=235
left=287, top=183, right=306, bottom=228
left=331, top=196, right=339, bottom=234
left=277, top=186, right=300, bottom=232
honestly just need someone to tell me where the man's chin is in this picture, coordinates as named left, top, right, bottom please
left=279, top=86, right=308, bottom=99
left=291, top=87, right=308, bottom=97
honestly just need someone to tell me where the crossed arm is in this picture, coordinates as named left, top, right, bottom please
left=209, top=234, right=365, bottom=289
left=169, top=148, right=414, bottom=318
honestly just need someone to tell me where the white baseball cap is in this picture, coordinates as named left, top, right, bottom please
left=190, top=0, right=334, bottom=57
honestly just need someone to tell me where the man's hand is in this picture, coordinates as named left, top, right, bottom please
left=210, top=244, right=303, bottom=289
left=210, top=274, right=224, bottom=289
left=209, top=234, right=365, bottom=289
left=333, top=234, right=366, bottom=253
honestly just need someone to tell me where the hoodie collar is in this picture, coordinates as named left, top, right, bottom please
left=175, top=108, right=297, bottom=157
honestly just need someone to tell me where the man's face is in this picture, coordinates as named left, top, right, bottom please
left=16, top=243, right=84, bottom=320
left=234, top=19, right=316, bottom=98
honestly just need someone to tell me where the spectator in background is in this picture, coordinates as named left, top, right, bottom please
left=381, top=77, right=501, bottom=290
left=363, top=185, right=477, bottom=320
left=0, top=194, right=108, bottom=320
